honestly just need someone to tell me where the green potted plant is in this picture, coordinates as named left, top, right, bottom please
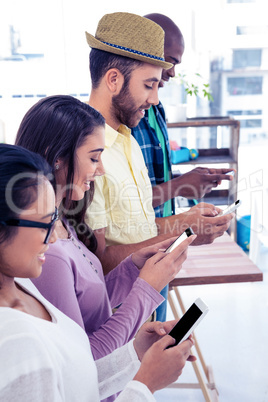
left=164, top=72, right=213, bottom=122
left=177, top=72, right=214, bottom=102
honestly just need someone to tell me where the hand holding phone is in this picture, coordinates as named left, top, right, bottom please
left=165, top=227, right=195, bottom=253
left=167, top=298, right=209, bottom=347
left=219, top=199, right=241, bottom=216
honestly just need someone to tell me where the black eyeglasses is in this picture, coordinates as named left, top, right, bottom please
left=0, top=207, right=59, bottom=244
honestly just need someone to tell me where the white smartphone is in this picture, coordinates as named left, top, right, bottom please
left=227, top=170, right=235, bottom=177
left=165, top=227, right=195, bottom=253
left=219, top=199, right=241, bottom=216
left=168, top=298, right=209, bottom=347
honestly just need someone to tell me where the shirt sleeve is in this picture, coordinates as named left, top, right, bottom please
left=0, top=324, right=62, bottom=402
left=115, top=381, right=156, bottom=402
left=105, top=256, right=163, bottom=309
left=90, top=257, right=164, bottom=359
left=33, top=250, right=163, bottom=361
left=97, top=340, right=155, bottom=401
left=31, top=253, right=85, bottom=330
left=97, top=340, right=137, bottom=397
left=104, top=255, right=140, bottom=306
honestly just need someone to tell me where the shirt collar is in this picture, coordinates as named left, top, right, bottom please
left=105, top=123, right=132, bottom=148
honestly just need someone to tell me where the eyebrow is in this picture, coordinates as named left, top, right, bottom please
left=41, top=212, right=56, bottom=220
left=88, top=148, right=104, bottom=153
left=144, top=77, right=160, bottom=83
left=169, top=56, right=179, bottom=65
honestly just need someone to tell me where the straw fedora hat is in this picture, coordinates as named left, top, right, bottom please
left=85, top=12, right=172, bottom=70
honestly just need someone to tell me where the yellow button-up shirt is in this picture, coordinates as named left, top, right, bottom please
left=86, top=123, right=158, bottom=246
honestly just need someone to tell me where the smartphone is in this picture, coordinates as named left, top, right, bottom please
left=165, top=227, right=195, bottom=253
left=219, top=199, right=241, bottom=216
left=213, top=170, right=235, bottom=183
left=167, top=298, right=209, bottom=347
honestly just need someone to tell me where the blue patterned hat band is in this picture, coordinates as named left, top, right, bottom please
left=100, top=41, right=166, bottom=62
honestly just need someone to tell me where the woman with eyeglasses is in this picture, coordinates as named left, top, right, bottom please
left=0, top=143, right=196, bottom=401
left=15, top=95, right=195, bottom=363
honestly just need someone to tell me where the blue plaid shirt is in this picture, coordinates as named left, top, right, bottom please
left=131, top=102, right=174, bottom=217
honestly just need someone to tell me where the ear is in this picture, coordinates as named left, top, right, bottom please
left=54, top=158, right=63, bottom=171
left=105, top=68, right=124, bottom=95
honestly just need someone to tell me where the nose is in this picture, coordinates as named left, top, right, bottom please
left=95, top=159, right=105, bottom=177
left=49, top=227, right=58, bottom=244
left=147, top=86, right=159, bottom=106
left=167, top=65, right=176, bottom=78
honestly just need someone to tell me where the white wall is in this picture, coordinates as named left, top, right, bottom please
left=0, top=0, right=196, bottom=143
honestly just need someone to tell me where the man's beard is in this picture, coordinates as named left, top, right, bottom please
left=111, top=82, right=142, bottom=128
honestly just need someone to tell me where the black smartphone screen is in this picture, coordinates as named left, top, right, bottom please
left=168, top=303, right=202, bottom=346
left=185, top=227, right=194, bottom=236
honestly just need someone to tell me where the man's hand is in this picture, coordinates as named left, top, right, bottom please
left=157, top=202, right=234, bottom=245
left=173, top=167, right=235, bottom=199
left=179, top=202, right=234, bottom=245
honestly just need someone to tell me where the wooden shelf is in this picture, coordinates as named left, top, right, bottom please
left=167, top=117, right=240, bottom=238
left=172, top=150, right=236, bottom=165
left=167, top=116, right=240, bottom=129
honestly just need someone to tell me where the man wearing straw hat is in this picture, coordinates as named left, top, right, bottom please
left=85, top=13, right=233, bottom=307
left=132, top=13, right=234, bottom=217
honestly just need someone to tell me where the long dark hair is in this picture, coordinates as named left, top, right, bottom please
left=0, top=143, right=53, bottom=245
left=16, top=95, right=105, bottom=252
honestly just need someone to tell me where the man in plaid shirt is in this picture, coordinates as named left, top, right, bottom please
left=132, top=14, right=233, bottom=321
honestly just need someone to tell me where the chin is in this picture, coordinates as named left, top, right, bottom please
left=72, top=191, right=85, bottom=201
left=132, top=117, right=143, bottom=127
left=28, top=268, right=42, bottom=279
left=30, top=273, right=41, bottom=279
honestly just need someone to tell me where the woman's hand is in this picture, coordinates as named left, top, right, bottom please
left=133, top=320, right=178, bottom=360
left=136, top=234, right=196, bottom=292
left=133, top=334, right=196, bottom=394
left=133, top=320, right=196, bottom=361
left=131, top=236, right=180, bottom=270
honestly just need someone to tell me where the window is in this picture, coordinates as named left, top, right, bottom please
left=227, top=110, right=262, bottom=116
left=237, top=26, right=268, bottom=35
left=227, top=0, right=254, bottom=3
left=233, top=49, right=262, bottom=69
left=0, top=25, right=44, bottom=62
left=240, top=119, right=262, bottom=128
left=227, top=77, right=263, bottom=95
